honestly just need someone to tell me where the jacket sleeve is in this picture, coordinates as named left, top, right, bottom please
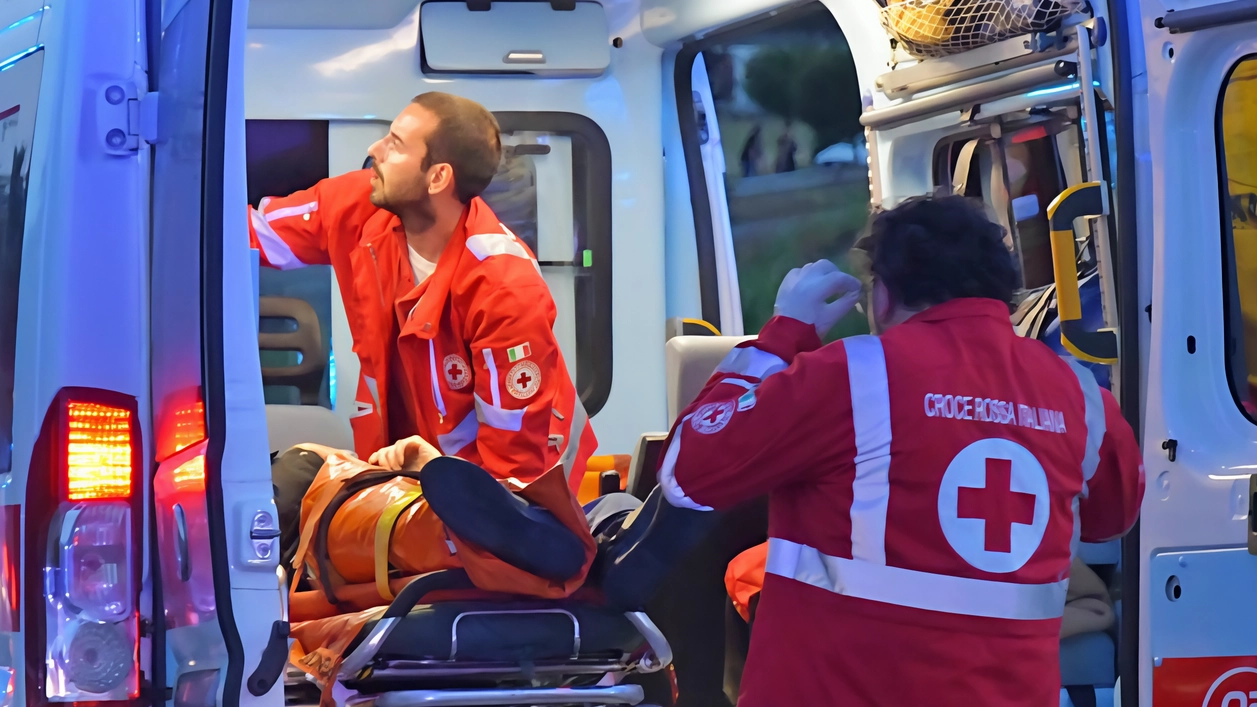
left=657, top=316, right=857, bottom=511
left=247, top=170, right=378, bottom=269
left=464, top=275, right=572, bottom=480
left=1079, top=387, right=1146, bottom=542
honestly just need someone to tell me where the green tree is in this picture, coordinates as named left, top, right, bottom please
left=742, top=44, right=863, bottom=154
left=795, top=46, right=863, bottom=149
left=742, top=47, right=801, bottom=120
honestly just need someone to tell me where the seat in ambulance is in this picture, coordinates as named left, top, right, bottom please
left=259, top=295, right=353, bottom=454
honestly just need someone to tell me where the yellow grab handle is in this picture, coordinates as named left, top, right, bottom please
left=1046, top=182, right=1119, bottom=365
left=682, top=318, right=722, bottom=336
left=373, top=488, right=424, bottom=601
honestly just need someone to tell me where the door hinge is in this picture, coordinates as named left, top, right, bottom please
left=1162, top=438, right=1178, bottom=462
left=96, top=83, right=159, bottom=155
left=139, top=92, right=160, bottom=145
left=1248, top=473, right=1257, bottom=556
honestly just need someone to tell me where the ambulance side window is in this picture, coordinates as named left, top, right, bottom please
left=482, top=114, right=612, bottom=416
left=0, top=51, right=43, bottom=476
left=245, top=120, right=336, bottom=409
left=1218, top=55, right=1257, bottom=419
left=933, top=127, right=1077, bottom=291
left=680, top=2, right=870, bottom=341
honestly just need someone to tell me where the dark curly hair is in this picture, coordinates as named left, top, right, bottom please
left=856, top=195, right=1019, bottom=309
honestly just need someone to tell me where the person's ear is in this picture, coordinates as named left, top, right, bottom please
left=872, top=279, right=895, bottom=324
left=428, top=163, right=455, bottom=196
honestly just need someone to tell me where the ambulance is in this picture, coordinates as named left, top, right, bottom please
left=0, top=0, right=1254, bottom=704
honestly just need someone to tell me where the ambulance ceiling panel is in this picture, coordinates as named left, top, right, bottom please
left=421, top=1, right=610, bottom=76
left=638, top=0, right=798, bottom=46
left=248, top=0, right=421, bottom=29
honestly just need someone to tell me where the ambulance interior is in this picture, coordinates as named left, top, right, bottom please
left=210, top=0, right=1141, bottom=704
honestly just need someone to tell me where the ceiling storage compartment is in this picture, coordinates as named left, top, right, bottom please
left=879, top=0, right=1084, bottom=59
left=420, top=1, right=611, bottom=77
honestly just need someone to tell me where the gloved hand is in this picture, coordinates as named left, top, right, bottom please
left=368, top=435, right=442, bottom=472
left=773, top=259, right=863, bottom=339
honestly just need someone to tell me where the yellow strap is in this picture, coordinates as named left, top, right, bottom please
left=681, top=318, right=721, bottom=336
left=374, top=489, right=424, bottom=601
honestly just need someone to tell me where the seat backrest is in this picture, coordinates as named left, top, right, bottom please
left=265, top=404, right=353, bottom=455
left=665, top=335, right=754, bottom=424
left=259, top=295, right=325, bottom=405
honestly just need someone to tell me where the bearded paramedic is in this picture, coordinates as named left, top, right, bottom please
left=247, top=92, right=595, bottom=489
left=657, top=195, right=1145, bottom=705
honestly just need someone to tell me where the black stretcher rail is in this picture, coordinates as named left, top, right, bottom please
left=1157, top=0, right=1257, bottom=33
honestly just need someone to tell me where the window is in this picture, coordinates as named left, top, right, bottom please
left=487, top=113, right=613, bottom=415
left=933, top=124, right=1076, bottom=291
left=1219, top=56, right=1257, bottom=418
left=243, top=113, right=613, bottom=416
left=680, top=3, right=870, bottom=340
left=245, top=120, right=336, bottom=409
left=0, top=50, right=43, bottom=476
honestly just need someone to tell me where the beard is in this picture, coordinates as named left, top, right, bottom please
left=370, top=171, right=437, bottom=230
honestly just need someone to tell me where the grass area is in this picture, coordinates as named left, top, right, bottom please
left=713, top=107, right=873, bottom=341
left=731, top=182, right=873, bottom=342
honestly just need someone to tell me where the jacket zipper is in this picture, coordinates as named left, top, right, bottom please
left=373, top=243, right=446, bottom=424
left=428, top=339, right=447, bottom=422
left=367, top=244, right=388, bottom=310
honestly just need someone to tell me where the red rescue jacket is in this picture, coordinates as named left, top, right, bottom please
left=248, top=170, right=596, bottom=490
left=659, top=299, right=1144, bottom=706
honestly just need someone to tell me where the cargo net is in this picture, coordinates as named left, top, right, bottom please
left=880, top=0, right=1082, bottom=59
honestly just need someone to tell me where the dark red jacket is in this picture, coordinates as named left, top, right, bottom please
left=659, top=299, right=1144, bottom=706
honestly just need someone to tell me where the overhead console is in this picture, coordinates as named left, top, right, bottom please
left=420, top=0, right=611, bottom=77
left=862, top=0, right=1120, bottom=369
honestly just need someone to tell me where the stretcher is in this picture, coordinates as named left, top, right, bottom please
left=284, top=481, right=707, bottom=707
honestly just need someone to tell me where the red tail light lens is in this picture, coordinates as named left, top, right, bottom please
left=65, top=403, right=133, bottom=501
left=34, top=391, right=142, bottom=703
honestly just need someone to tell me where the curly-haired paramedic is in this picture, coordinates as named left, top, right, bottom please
left=657, top=196, right=1145, bottom=705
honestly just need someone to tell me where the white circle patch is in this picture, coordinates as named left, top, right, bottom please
left=443, top=354, right=470, bottom=390
left=506, top=361, right=541, bottom=400
left=937, top=438, right=1050, bottom=574
left=691, top=401, right=735, bottom=435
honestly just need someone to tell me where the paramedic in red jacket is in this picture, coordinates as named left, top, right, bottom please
left=248, top=92, right=595, bottom=489
left=658, top=195, right=1145, bottom=706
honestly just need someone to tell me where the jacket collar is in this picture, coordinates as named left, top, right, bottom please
left=397, top=198, right=500, bottom=340
left=904, top=298, right=1014, bottom=325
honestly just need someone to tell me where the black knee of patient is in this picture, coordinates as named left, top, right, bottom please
left=419, top=457, right=587, bottom=584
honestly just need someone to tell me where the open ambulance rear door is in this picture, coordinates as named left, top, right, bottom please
left=1128, top=0, right=1257, bottom=703
left=148, top=1, right=286, bottom=707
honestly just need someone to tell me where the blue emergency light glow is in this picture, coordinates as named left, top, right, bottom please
left=328, top=350, right=337, bottom=409
left=1024, top=81, right=1102, bottom=99
left=0, top=45, right=41, bottom=73
left=2, top=7, right=46, bottom=33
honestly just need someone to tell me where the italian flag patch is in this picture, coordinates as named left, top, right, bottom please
left=506, top=343, right=532, bottom=362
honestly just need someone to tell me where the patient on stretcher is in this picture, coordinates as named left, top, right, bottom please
left=271, top=442, right=715, bottom=693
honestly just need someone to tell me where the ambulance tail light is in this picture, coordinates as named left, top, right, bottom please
left=31, top=390, right=142, bottom=704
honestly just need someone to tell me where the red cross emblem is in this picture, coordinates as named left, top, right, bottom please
left=937, top=438, right=1049, bottom=574
left=442, top=354, right=470, bottom=390
left=957, top=458, right=1037, bottom=553
left=506, top=360, right=541, bottom=400
left=691, top=401, right=735, bottom=434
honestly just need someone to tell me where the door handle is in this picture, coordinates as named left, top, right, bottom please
left=173, top=503, right=191, bottom=582
left=247, top=620, right=290, bottom=696
left=1248, top=474, right=1257, bottom=556
left=1047, top=181, right=1119, bottom=364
